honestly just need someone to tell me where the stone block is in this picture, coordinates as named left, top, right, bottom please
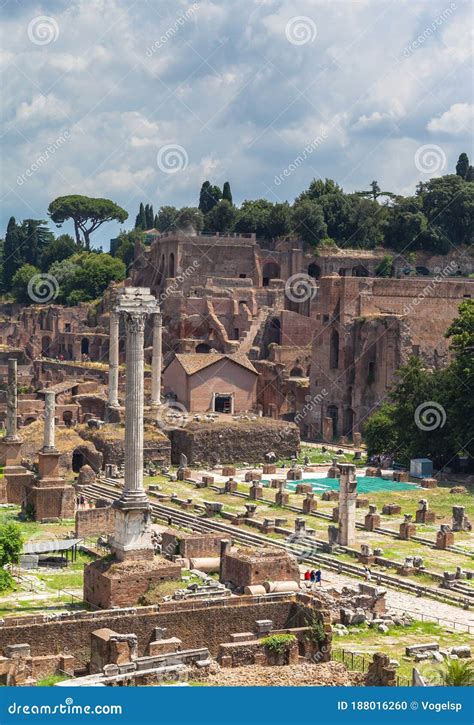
left=420, top=478, right=437, bottom=489
left=222, top=467, right=236, bottom=477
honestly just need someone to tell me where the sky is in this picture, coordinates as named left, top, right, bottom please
left=1, top=0, right=473, bottom=249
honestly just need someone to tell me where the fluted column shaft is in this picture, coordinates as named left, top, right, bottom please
left=123, top=311, right=146, bottom=500
left=43, top=390, right=56, bottom=450
left=150, top=312, right=162, bottom=406
left=108, top=311, right=120, bottom=408
left=5, top=359, right=18, bottom=441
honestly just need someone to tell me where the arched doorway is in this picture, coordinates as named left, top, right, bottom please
left=308, top=263, right=321, bottom=279
left=169, top=253, right=175, bottom=278
left=268, top=318, right=281, bottom=345
left=63, top=410, right=73, bottom=427
left=41, top=336, right=52, bottom=356
left=81, top=338, right=89, bottom=356
left=72, top=449, right=86, bottom=472
left=195, top=343, right=211, bottom=353
left=290, top=366, right=304, bottom=377
left=329, top=330, right=339, bottom=369
left=262, top=262, right=280, bottom=286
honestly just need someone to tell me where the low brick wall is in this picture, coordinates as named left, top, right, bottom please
left=0, top=598, right=305, bottom=662
left=75, top=507, right=115, bottom=537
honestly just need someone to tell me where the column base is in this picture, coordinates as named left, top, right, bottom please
left=105, top=404, right=122, bottom=424
left=110, top=499, right=154, bottom=562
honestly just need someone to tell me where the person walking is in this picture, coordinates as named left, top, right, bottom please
left=315, top=569, right=322, bottom=587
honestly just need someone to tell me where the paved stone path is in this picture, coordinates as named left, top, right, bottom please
left=317, top=568, right=474, bottom=631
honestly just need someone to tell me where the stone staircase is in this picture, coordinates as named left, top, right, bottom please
left=239, top=306, right=271, bottom=354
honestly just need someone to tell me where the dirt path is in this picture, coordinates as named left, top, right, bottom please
left=316, top=569, right=474, bottom=631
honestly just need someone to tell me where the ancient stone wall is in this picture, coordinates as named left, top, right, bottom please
left=75, top=506, right=115, bottom=538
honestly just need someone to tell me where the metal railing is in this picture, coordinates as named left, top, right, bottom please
left=332, top=648, right=411, bottom=687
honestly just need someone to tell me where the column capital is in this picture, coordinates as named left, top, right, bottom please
left=123, top=310, right=147, bottom=335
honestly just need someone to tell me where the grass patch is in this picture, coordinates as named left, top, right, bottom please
left=37, top=674, right=70, bottom=686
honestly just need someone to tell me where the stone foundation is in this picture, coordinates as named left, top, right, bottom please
left=83, top=556, right=182, bottom=609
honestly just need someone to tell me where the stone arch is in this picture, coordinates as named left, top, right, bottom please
left=262, top=261, right=280, bottom=286
left=308, top=262, right=321, bottom=279
left=195, top=342, right=211, bottom=353
left=23, top=416, right=37, bottom=426
left=329, top=329, right=339, bottom=369
left=290, top=365, right=304, bottom=377
left=63, top=410, right=73, bottom=426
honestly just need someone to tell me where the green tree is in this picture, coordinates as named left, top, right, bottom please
left=375, top=255, right=393, bottom=277
left=356, top=180, right=394, bottom=202
left=291, top=200, right=328, bottom=246
left=145, top=203, right=154, bottom=229
left=204, top=200, right=236, bottom=233
left=50, top=253, right=125, bottom=304
left=235, top=199, right=273, bottom=238
left=363, top=404, right=398, bottom=458
left=421, top=175, right=473, bottom=247
left=267, top=202, right=292, bottom=239
left=39, top=234, right=78, bottom=272
left=113, top=230, right=139, bottom=268
left=155, top=206, right=178, bottom=232
left=11, top=264, right=41, bottom=303
left=222, top=181, right=233, bottom=204
left=135, top=202, right=147, bottom=230
left=198, top=181, right=221, bottom=214
left=455, top=152, right=470, bottom=179
left=431, top=659, right=474, bottom=686
left=2, top=217, right=23, bottom=291
left=175, top=207, right=204, bottom=233
left=297, top=177, right=343, bottom=202
left=0, top=522, right=23, bottom=567
left=48, top=195, right=128, bottom=249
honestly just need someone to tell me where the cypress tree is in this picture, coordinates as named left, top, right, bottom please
left=135, top=202, right=146, bottom=229
left=222, top=181, right=233, bottom=204
left=2, top=217, right=22, bottom=291
left=145, top=203, right=154, bottom=228
left=456, top=153, right=469, bottom=179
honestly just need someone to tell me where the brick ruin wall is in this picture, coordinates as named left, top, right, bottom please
left=0, top=599, right=302, bottom=662
left=75, top=507, right=115, bottom=537
left=169, top=420, right=300, bottom=465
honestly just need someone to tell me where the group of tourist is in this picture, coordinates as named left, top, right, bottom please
left=304, top=569, right=322, bottom=588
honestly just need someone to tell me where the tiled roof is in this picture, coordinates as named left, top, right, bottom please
left=174, top=352, right=258, bottom=376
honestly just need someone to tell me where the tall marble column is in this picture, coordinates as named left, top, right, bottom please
left=150, top=312, right=162, bottom=406
left=5, top=359, right=19, bottom=442
left=108, top=311, right=120, bottom=409
left=337, top=463, right=358, bottom=547
left=111, top=288, right=158, bottom=561
left=42, top=390, right=56, bottom=451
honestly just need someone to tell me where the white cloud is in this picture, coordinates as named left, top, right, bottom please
left=15, top=94, right=70, bottom=125
left=427, top=103, right=474, bottom=135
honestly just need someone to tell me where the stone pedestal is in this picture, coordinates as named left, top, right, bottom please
left=436, top=525, right=454, bottom=549
left=245, top=471, right=261, bottom=482
left=222, top=466, right=236, bottom=477
left=28, top=450, right=75, bottom=521
left=262, top=464, right=276, bottom=475
left=393, top=471, right=409, bottom=482
left=177, top=467, right=192, bottom=481
left=286, top=468, right=303, bottom=481
left=249, top=483, right=263, bottom=500
left=420, top=478, right=437, bottom=489
left=224, top=478, right=237, bottom=493
left=382, top=503, right=401, bottom=515
left=365, top=504, right=381, bottom=531
left=415, top=509, right=436, bottom=524
left=399, top=516, right=416, bottom=540
left=302, top=494, right=316, bottom=514
left=332, top=507, right=339, bottom=522
left=275, top=490, right=289, bottom=506
left=295, top=482, right=313, bottom=494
